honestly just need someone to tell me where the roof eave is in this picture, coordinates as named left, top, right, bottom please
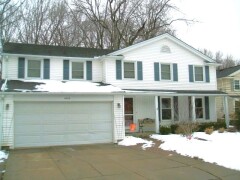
left=2, top=53, right=95, bottom=60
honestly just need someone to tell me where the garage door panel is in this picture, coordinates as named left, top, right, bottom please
left=14, top=101, right=113, bottom=148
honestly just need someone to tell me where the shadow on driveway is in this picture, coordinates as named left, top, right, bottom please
left=3, top=143, right=240, bottom=180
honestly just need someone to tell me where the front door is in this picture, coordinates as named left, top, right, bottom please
left=124, top=98, right=134, bottom=128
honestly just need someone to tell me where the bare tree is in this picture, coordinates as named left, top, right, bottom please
left=72, top=0, right=193, bottom=49
left=0, top=0, right=24, bottom=47
left=201, top=49, right=238, bottom=70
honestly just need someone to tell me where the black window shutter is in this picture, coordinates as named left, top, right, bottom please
left=116, top=60, right=122, bottom=80
left=154, top=62, right=160, bottom=81
left=86, top=61, right=92, bottom=80
left=174, top=96, right=179, bottom=121
left=63, top=60, right=69, bottom=80
left=18, top=57, right=25, bottom=78
left=205, top=66, right=210, bottom=82
left=137, top=61, right=143, bottom=80
left=189, top=65, right=194, bottom=82
left=205, top=96, right=210, bottom=120
left=43, top=59, right=50, bottom=79
left=173, top=63, right=178, bottom=81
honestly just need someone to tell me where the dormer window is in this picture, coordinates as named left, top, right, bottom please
left=161, top=45, right=171, bottom=53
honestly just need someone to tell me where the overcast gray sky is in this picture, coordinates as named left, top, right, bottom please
left=172, top=0, right=240, bottom=60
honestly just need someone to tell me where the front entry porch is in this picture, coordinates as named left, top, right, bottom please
left=123, top=90, right=228, bottom=133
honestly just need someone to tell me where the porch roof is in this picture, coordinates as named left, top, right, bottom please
left=123, top=89, right=227, bottom=96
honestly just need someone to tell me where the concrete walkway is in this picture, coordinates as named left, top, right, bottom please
left=3, top=144, right=240, bottom=180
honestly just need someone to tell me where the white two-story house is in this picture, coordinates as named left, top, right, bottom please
left=0, top=33, right=228, bottom=149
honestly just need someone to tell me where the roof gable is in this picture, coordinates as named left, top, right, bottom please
left=109, top=33, right=216, bottom=63
left=3, top=43, right=114, bottom=58
left=217, top=65, right=240, bottom=78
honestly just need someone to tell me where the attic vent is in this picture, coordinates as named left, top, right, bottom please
left=161, top=45, right=171, bottom=53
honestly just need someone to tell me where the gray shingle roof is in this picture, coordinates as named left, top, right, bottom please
left=3, top=42, right=114, bottom=58
left=217, top=65, right=240, bottom=78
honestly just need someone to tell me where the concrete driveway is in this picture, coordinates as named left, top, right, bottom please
left=3, top=143, right=240, bottom=180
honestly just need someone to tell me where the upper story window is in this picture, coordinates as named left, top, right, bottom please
left=161, top=64, right=171, bottom=80
left=194, top=66, right=204, bottom=82
left=27, top=60, right=42, bottom=78
left=154, top=62, right=178, bottom=81
left=189, top=65, right=210, bottom=83
left=72, top=62, right=84, bottom=79
left=234, top=80, right=240, bottom=90
left=124, top=62, right=135, bottom=79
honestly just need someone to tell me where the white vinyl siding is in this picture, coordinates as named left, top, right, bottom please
left=103, top=38, right=217, bottom=90
left=113, top=95, right=125, bottom=140
left=1, top=95, right=14, bottom=147
left=2, top=55, right=103, bottom=81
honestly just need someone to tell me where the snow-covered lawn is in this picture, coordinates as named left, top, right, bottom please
left=118, top=131, right=240, bottom=171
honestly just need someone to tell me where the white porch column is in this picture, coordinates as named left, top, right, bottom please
left=155, top=96, right=159, bottom=133
left=191, top=96, right=196, bottom=121
left=223, top=96, right=230, bottom=128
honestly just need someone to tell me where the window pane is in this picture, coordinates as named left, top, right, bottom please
left=196, top=108, right=203, bottom=118
left=234, top=80, right=240, bottom=90
left=72, top=62, right=84, bottom=79
left=28, top=60, right=41, bottom=77
left=235, top=100, right=240, bottom=112
left=124, top=62, right=135, bottom=78
left=162, top=109, right=172, bottom=120
left=195, top=67, right=203, bottom=81
left=161, top=64, right=171, bottom=80
left=195, top=98, right=203, bottom=107
left=124, top=98, right=133, bottom=114
left=162, top=98, right=171, bottom=108
left=195, top=98, right=203, bottom=118
left=125, top=115, right=133, bottom=126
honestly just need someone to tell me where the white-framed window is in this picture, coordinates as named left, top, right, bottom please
left=194, top=66, right=204, bottom=82
left=195, top=97, right=204, bottom=119
left=124, top=61, right=135, bottom=79
left=27, top=59, right=42, bottom=78
left=161, top=97, right=173, bottom=120
left=71, top=61, right=84, bottom=79
left=234, top=100, right=240, bottom=113
left=234, top=80, right=240, bottom=90
left=161, top=64, right=172, bottom=80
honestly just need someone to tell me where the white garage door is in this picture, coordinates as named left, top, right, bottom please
left=14, top=101, right=113, bottom=148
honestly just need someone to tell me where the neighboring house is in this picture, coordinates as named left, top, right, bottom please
left=0, top=33, right=227, bottom=149
left=216, top=65, right=240, bottom=119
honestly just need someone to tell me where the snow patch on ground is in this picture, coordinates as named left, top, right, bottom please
left=150, top=131, right=240, bottom=171
left=0, top=151, right=8, bottom=163
left=118, top=136, right=154, bottom=150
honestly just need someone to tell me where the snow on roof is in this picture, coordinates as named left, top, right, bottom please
left=13, top=80, right=124, bottom=93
